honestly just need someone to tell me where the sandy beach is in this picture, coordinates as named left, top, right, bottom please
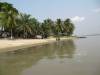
left=0, top=37, right=75, bottom=53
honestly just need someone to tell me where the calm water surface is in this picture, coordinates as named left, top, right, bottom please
left=0, top=36, right=100, bottom=75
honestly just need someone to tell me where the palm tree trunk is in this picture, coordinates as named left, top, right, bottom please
left=23, top=29, right=26, bottom=38
left=10, top=29, right=13, bottom=39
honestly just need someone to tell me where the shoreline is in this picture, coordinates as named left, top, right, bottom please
left=0, top=37, right=76, bottom=53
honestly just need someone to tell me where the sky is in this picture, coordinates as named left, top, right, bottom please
left=1, top=0, right=100, bottom=35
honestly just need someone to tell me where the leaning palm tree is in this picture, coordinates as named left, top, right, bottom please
left=0, top=2, right=18, bottom=39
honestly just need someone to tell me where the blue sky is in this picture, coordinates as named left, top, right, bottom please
left=1, top=0, right=100, bottom=35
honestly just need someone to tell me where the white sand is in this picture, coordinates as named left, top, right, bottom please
left=0, top=37, right=74, bottom=53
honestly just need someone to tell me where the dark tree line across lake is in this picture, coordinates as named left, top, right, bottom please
left=0, top=2, right=75, bottom=39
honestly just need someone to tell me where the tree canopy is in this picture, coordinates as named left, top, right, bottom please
left=0, top=2, right=75, bottom=39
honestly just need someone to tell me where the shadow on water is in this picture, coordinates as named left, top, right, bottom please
left=0, top=40, right=76, bottom=75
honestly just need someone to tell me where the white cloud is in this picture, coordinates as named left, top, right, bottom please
left=71, top=16, right=85, bottom=23
left=92, top=8, right=100, bottom=13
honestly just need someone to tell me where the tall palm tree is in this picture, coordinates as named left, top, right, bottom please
left=63, top=18, right=75, bottom=36
left=41, top=19, right=54, bottom=38
left=0, top=2, right=18, bottom=39
left=16, top=13, right=33, bottom=38
left=54, top=19, right=63, bottom=40
left=29, top=18, right=40, bottom=37
left=46, top=19, right=54, bottom=35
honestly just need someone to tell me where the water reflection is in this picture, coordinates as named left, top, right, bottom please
left=0, top=40, right=75, bottom=75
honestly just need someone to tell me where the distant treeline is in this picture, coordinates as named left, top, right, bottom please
left=0, top=2, right=75, bottom=39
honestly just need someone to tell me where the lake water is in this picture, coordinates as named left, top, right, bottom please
left=0, top=36, right=100, bottom=75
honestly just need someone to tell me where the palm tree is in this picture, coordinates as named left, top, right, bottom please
left=63, top=18, right=75, bottom=36
left=41, top=22, right=49, bottom=38
left=41, top=19, right=54, bottom=38
left=16, top=13, right=33, bottom=38
left=29, top=18, right=40, bottom=38
left=47, top=19, right=54, bottom=35
left=0, top=2, right=18, bottom=39
left=54, top=19, right=63, bottom=40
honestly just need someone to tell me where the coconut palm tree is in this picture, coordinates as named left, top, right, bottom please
left=63, top=18, right=75, bottom=36
left=0, top=2, right=18, bottom=39
left=29, top=17, right=41, bottom=38
left=54, top=19, right=63, bottom=40
left=41, top=19, right=54, bottom=38
left=16, top=13, right=34, bottom=38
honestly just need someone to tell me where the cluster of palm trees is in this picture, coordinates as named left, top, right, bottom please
left=0, top=2, right=75, bottom=39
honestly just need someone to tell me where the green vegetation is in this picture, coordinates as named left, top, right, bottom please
left=0, top=2, right=75, bottom=39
